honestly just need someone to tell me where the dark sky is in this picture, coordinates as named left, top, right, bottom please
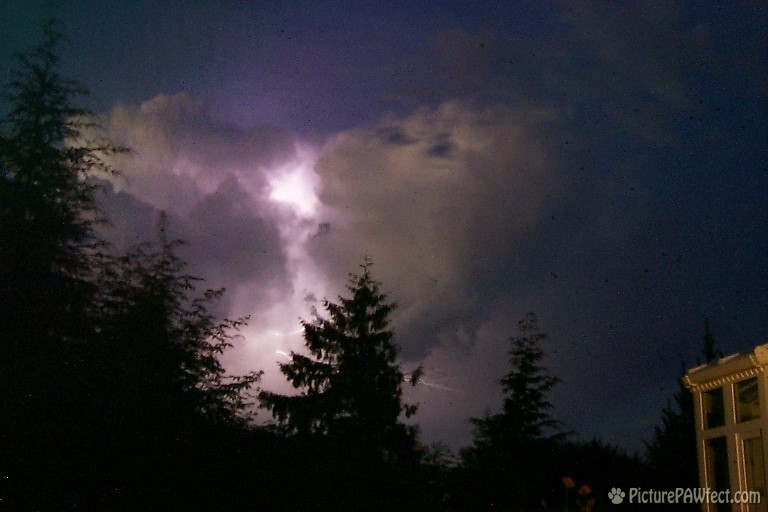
left=3, top=1, right=766, bottom=453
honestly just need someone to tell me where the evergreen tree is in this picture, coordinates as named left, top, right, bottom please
left=84, top=217, right=262, bottom=509
left=458, top=313, right=562, bottom=511
left=644, top=371, right=698, bottom=505
left=259, top=260, right=423, bottom=511
left=703, top=318, right=723, bottom=363
left=0, top=24, right=123, bottom=509
left=99, top=219, right=262, bottom=429
left=497, top=312, right=562, bottom=441
left=467, top=313, right=562, bottom=450
left=0, top=23, right=120, bottom=343
left=644, top=319, right=722, bottom=509
left=0, top=27, right=261, bottom=508
left=260, top=259, right=419, bottom=460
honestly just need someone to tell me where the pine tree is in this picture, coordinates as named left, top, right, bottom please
left=85, top=217, right=262, bottom=508
left=98, top=221, right=262, bottom=429
left=1, top=23, right=263, bottom=510
left=498, top=312, right=562, bottom=441
left=468, top=313, right=561, bottom=450
left=0, top=23, right=121, bottom=344
left=644, top=371, right=698, bottom=498
left=644, top=319, right=721, bottom=505
left=260, top=259, right=418, bottom=461
left=459, top=313, right=562, bottom=511
left=0, top=24, right=123, bottom=508
left=703, top=318, right=722, bottom=363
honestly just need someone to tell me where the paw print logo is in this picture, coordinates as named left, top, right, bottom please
left=608, top=488, right=625, bottom=505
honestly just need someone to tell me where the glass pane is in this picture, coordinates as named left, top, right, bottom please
left=736, top=378, right=760, bottom=422
left=743, top=436, right=765, bottom=512
left=707, top=437, right=730, bottom=512
left=703, top=387, right=725, bottom=428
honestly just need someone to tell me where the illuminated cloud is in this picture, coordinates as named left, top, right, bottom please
left=310, top=102, right=564, bottom=350
left=90, top=80, right=766, bottom=451
left=96, top=97, right=582, bottom=442
left=0, top=1, right=762, bottom=475
left=304, top=98, right=727, bottom=448
left=62, top=0, right=764, bottom=452
left=95, top=95, right=332, bottom=396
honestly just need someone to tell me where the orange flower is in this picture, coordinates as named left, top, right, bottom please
left=577, top=484, right=592, bottom=496
left=562, top=476, right=576, bottom=489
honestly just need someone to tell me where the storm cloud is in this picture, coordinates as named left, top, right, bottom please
left=96, top=94, right=294, bottom=314
left=306, top=100, right=703, bottom=448
left=8, top=1, right=764, bottom=451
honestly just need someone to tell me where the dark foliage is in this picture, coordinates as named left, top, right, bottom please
left=259, top=260, right=430, bottom=510
left=545, top=439, right=648, bottom=512
left=70, top=224, right=262, bottom=509
left=642, top=378, right=699, bottom=510
left=96, top=223, right=261, bottom=429
left=642, top=320, right=723, bottom=510
left=451, top=315, right=655, bottom=511
left=0, top=27, right=261, bottom=511
left=702, top=318, right=723, bottom=363
left=455, top=313, right=565, bottom=511
left=492, top=312, right=563, bottom=442
left=260, top=259, right=419, bottom=459
left=0, top=24, right=122, bottom=510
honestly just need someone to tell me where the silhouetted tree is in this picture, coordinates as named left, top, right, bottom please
left=0, top=26, right=264, bottom=509
left=644, top=319, right=723, bottom=509
left=494, top=312, right=562, bottom=441
left=101, top=222, right=261, bottom=424
left=702, top=318, right=723, bottom=363
left=259, top=260, right=423, bottom=510
left=0, top=22, right=120, bottom=342
left=457, top=313, right=563, bottom=511
left=0, top=23, right=123, bottom=509
left=261, top=260, right=417, bottom=455
left=643, top=375, right=698, bottom=509
left=87, top=218, right=262, bottom=508
left=420, top=442, right=458, bottom=510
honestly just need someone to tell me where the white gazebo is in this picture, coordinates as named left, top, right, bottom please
left=683, top=343, right=768, bottom=512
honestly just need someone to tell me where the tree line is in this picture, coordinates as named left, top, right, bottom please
left=1, top=29, right=704, bottom=511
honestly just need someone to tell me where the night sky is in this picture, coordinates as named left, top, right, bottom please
left=3, top=1, right=766, bottom=453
